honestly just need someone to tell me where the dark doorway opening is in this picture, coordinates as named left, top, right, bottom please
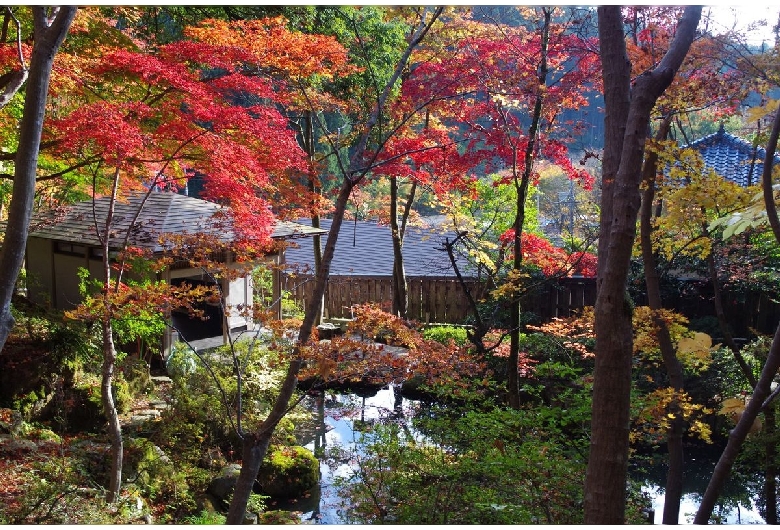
left=170, top=277, right=223, bottom=341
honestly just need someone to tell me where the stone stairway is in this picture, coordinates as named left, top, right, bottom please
left=124, top=375, right=172, bottom=430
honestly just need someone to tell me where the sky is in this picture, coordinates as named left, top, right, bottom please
left=703, top=4, right=779, bottom=46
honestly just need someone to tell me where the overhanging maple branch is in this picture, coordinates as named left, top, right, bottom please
left=361, top=138, right=469, bottom=175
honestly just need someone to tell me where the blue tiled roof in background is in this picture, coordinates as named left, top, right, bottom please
left=283, top=218, right=474, bottom=278
left=687, top=123, right=780, bottom=187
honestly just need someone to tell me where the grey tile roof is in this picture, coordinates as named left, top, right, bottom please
left=27, top=191, right=325, bottom=251
left=284, top=218, right=471, bottom=277
left=687, top=124, right=780, bottom=187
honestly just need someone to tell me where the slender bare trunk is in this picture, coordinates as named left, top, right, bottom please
left=225, top=10, right=443, bottom=523
left=765, top=407, right=778, bottom=525
left=508, top=8, right=550, bottom=409
left=694, top=87, right=780, bottom=525
left=227, top=177, right=355, bottom=524
left=706, top=251, right=755, bottom=384
left=98, top=167, right=124, bottom=502
left=102, top=317, right=123, bottom=502
left=639, top=116, right=685, bottom=524
left=390, top=175, right=408, bottom=318
left=441, top=232, right=490, bottom=353
left=0, top=7, right=76, bottom=352
left=390, top=108, right=423, bottom=319
left=302, top=110, right=324, bottom=324
left=694, top=321, right=780, bottom=523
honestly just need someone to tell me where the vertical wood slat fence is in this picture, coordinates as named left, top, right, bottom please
left=281, top=274, right=597, bottom=324
left=281, top=273, right=779, bottom=335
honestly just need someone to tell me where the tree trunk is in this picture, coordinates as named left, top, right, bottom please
left=390, top=175, right=408, bottom=318
left=586, top=9, right=638, bottom=521
left=765, top=406, right=778, bottom=525
left=102, top=317, right=123, bottom=502
left=441, top=232, right=490, bottom=354
left=694, top=83, right=780, bottom=525
left=693, top=321, right=780, bottom=523
left=706, top=250, right=755, bottom=384
left=639, top=115, right=685, bottom=524
left=227, top=177, right=355, bottom=525
left=0, top=6, right=76, bottom=353
left=508, top=8, right=550, bottom=409
left=389, top=102, right=421, bottom=320
left=302, top=110, right=324, bottom=324
left=585, top=6, right=701, bottom=524
left=99, top=167, right=125, bottom=503
left=0, top=8, right=28, bottom=109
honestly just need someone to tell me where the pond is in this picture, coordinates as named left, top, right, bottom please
left=290, top=385, right=420, bottom=524
left=635, top=446, right=766, bottom=524
left=290, top=384, right=766, bottom=525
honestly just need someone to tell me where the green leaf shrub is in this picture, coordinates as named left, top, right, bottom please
left=330, top=405, right=590, bottom=524
left=422, top=325, right=468, bottom=347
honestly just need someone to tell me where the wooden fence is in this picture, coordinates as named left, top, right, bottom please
left=634, top=283, right=780, bottom=337
left=282, top=273, right=779, bottom=336
left=281, top=274, right=597, bottom=324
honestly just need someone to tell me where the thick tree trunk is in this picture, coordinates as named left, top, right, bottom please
left=639, top=116, right=685, bottom=524
left=586, top=9, right=639, bottom=522
left=585, top=6, right=701, bottom=524
left=0, top=6, right=76, bottom=352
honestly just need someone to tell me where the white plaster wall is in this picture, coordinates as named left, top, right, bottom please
left=225, top=274, right=253, bottom=331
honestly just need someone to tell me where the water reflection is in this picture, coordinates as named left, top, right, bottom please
left=644, top=485, right=763, bottom=524
left=295, top=385, right=416, bottom=524
left=294, top=384, right=766, bottom=525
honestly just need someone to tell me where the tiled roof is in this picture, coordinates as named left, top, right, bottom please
left=284, top=218, right=473, bottom=277
left=687, top=124, right=780, bottom=187
left=28, top=191, right=325, bottom=251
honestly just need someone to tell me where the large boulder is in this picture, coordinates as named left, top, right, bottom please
left=206, top=463, right=242, bottom=510
left=257, top=445, right=320, bottom=499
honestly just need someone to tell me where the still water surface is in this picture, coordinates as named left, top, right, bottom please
left=291, top=385, right=765, bottom=525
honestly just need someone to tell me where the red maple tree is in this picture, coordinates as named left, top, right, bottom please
left=40, top=15, right=354, bottom=504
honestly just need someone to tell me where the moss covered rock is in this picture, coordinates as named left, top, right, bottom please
left=257, top=445, right=319, bottom=499
left=258, top=510, right=301, bottom=524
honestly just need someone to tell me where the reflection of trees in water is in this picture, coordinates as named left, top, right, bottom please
left=630, top=443, right=764, bottom=523
left=300, top=387, right=767, bottom=524
left=303, top=386, right=429, bottom=522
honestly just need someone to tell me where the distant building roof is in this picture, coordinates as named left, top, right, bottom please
left=28, top=191, right=325, bottom=251
left=686, top=123, right=780, bottom=187
left=284, top=218, right=474, bottom=277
